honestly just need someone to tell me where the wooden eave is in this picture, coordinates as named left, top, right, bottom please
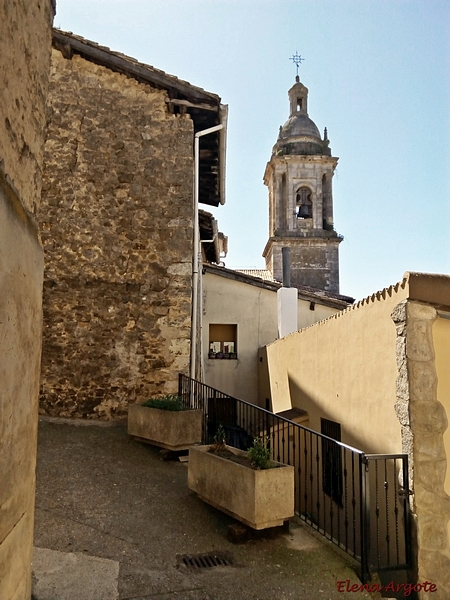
left=199, top=210, right=219, bottom=264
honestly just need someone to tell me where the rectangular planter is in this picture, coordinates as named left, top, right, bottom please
left=188, top=445, right=294, bottom=530
left=127, top=403, right=202, bottom=451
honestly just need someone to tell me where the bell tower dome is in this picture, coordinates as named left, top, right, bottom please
left=263, top=75, right=342, bottom=293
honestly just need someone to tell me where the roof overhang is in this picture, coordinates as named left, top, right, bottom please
left=52, top=29, right=226, bottom=207
left=203, top=264, right=354, bottom=309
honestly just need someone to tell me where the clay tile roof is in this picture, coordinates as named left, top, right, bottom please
left=52, top=28, right=221, bottom=105
left=235, top=269, right=276, bottom=282
left=51, top=28, right=226, bottom=208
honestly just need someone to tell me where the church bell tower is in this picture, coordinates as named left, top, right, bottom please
left=263, top=75, right=342, bottom=293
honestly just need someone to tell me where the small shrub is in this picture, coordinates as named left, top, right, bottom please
left=247, top=436, right=272, bottom=470
left=142, top=394, right=184, bottom=411
left=211, top=424, right=227, bottom=452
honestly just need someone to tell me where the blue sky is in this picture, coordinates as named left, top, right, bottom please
left=54, top=0, right=449, bottom=300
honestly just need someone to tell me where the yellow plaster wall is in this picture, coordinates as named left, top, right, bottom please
left=265, top=282, right=409, bottom=453
left=0, top=3, right=54, bottom=598
left=432, top=314, right=450, bottom=540
left=203, top=272, right=338, bottom=405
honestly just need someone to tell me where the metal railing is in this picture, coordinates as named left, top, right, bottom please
left=179, top=374, right=412, bottom=583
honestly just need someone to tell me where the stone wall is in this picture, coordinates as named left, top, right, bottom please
left=0, top=2, right=54, bottom=599
left=267, top=236, right=341, bottom=292
left=39, top=49, right=194, bottom=419
left=0, top=1, right=54, bottom=213
left=393, top=301, right=450, bottom=599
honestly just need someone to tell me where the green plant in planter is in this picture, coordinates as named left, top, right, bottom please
left=142, top=394, right=184, bottom=411
left=212, top=424, right=227, bottom=452
left=247, top=436, right=272, bottom=470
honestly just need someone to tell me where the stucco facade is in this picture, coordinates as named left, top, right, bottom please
left=0, top=2, right=55, bottom=598
left=263, top=278, right=409, bottom=448
left=263, top=272, right=450, bottom=598
left=203, top=264, right=350, bottom=405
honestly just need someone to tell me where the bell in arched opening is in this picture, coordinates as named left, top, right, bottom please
left=296, top=187, right=312, bottom=219
left=297, top=203, right=312, bottom=219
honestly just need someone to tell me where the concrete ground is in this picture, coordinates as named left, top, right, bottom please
left=33, top=418, right=380, bottom=600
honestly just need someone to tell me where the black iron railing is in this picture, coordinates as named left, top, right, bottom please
left=179, top=374, right=412, bottom=583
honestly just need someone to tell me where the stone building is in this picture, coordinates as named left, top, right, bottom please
left=39, top=30, right=226, bottom=419
left=0, top=2, right=55, bottom=598
left=263, top=76, right=342, bottom=293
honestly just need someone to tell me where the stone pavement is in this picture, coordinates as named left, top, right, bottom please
left=32, top=418, right=379, bottom=600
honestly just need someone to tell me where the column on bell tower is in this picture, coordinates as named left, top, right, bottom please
left=272, top=170, right=288, bottom=235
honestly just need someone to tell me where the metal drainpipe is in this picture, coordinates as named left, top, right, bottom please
left=190, top=123, right=225, bottom=382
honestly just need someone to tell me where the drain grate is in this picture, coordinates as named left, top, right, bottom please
left=179, top=552, right=233, bottom=570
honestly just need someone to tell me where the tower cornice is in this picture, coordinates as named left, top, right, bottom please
left=270, top=154, right=339, bottom=166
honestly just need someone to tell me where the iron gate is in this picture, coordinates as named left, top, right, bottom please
left=361, top=454, right=412, bottom=581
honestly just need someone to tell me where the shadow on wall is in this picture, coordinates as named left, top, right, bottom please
left=286, top=375, right=416, bottom=594
left=287, top=375, right=396, bottom=456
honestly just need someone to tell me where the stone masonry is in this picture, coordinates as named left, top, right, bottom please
left=0, top=2, right=55, bottom=598
left=392, top=300, right=450, bottom=599
left=39, top=48, right=194, bottom=419
left=263, top=77, right=342, bottom=293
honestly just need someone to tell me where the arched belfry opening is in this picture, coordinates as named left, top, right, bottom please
left=263, top=75, right=343, bottom=293
left=296, top=187, right=312, bottom=219
left=289, top=75, right=308, bottom=117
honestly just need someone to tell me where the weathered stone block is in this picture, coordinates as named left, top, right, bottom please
left=410, top=400, right=448, bottom=434
left=406, top=320, right=435, bottom=362
left=408, top=360, right=437, bottom=402
left=414, top=459, right=447, bottom=491
left=417, top=513, right=449, bottom=550
left=417, top=550, right=450, bottom=600
left=407, top=302, right=437, bottom=322
left=414, top=485, right=450, bottom=517
left=414, top=433, right=447, bottom=461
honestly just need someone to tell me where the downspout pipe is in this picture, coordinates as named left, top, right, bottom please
left=190, top=122, right=225, bottom=381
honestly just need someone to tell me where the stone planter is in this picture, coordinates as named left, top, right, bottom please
left=188, top=445, right=294, bottom=530
left=128, top=403, right=202, bottom=451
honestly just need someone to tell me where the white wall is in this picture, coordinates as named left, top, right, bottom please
left=202, top=270, right=339, bottom=405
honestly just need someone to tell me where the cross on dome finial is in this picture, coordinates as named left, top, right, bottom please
left=290, top=52, right=305, bottom=78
